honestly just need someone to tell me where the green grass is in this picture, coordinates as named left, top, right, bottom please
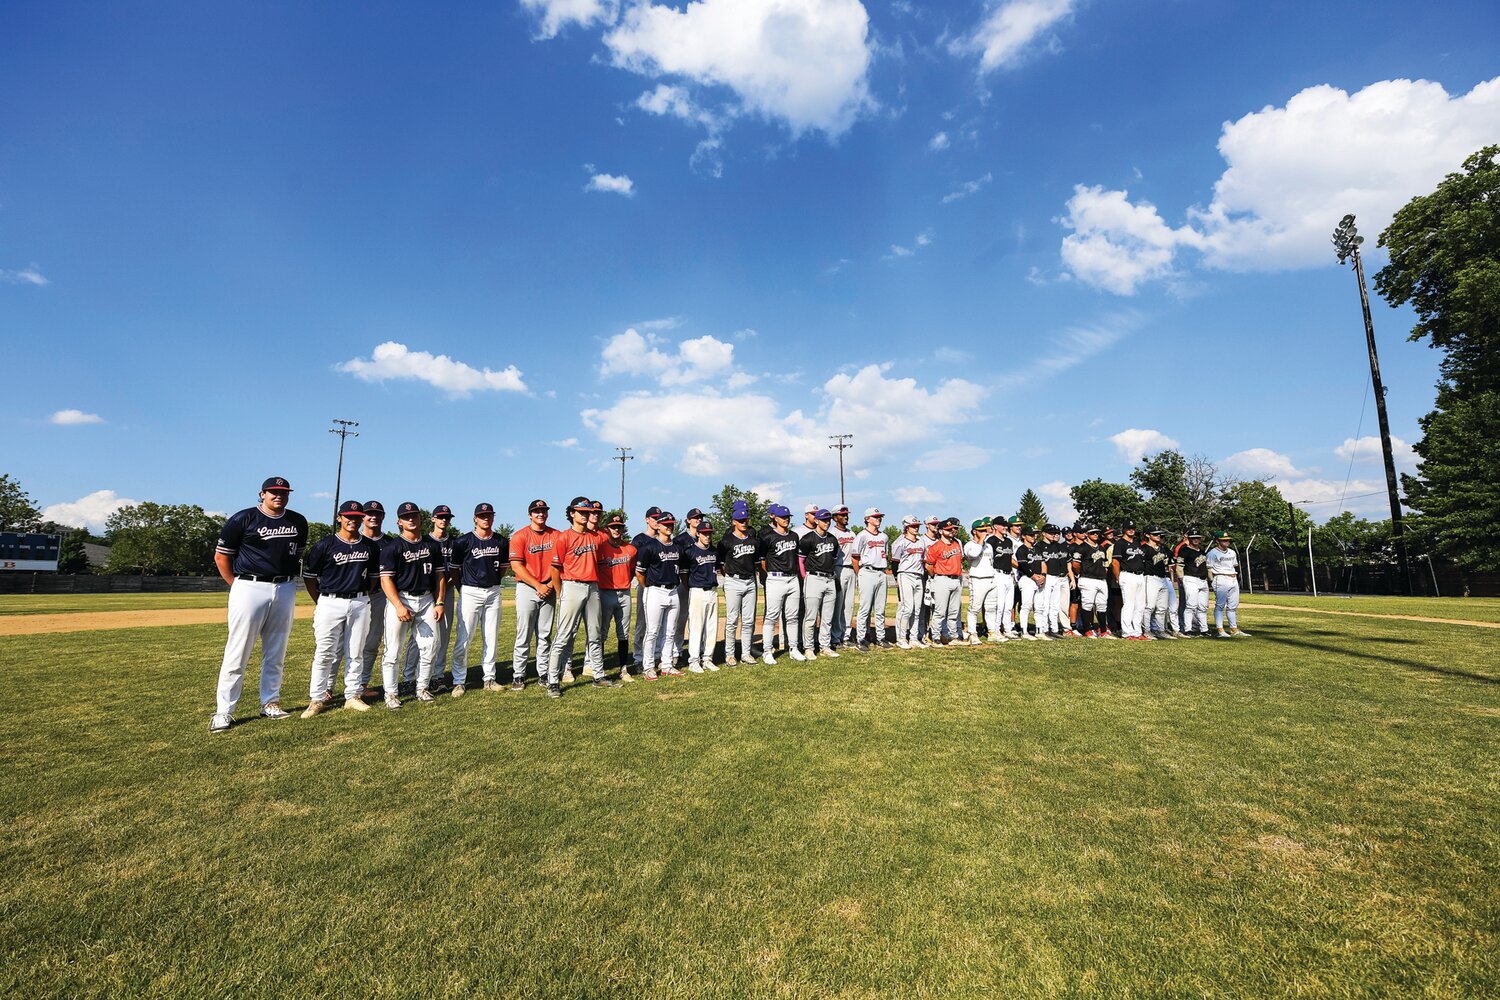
left=1242, top=592, right=1500, bottom=624
left=2, top=602, right=1498, bottom=997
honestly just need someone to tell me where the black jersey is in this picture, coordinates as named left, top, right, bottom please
left=1178, top=544, right=1209, bottom=580
left=450, top=531, right=507, bottom=588
left=988, top=534, right=1016, bottom=573
left=760, top=528, right=801, bottom=574
left=1014, top=542, right=1042, bottom=576
left=637, top=535, right=684, bottom=588
left=302, top=533, right=378, bottom=594
left=1074, top=541, right=1109, bottom=580
left=1142, top=541, right=1171, bottom=577
left=799, top=530, right=839, bottom=575
left=380, top=534, right=444, bottom=594
left=683, top=542, right=719, bottom=588
left=1114, top=539, right=1148, bottom=575
left=1039, top=541, right=1071, bottom=576
left=717, top=531, right=762, bottom=577
left=216, top=506, right=309, bottom=578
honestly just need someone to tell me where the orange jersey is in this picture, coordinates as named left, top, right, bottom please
left=925, top=539, right=964, bottom=575
left=597, top=538, right=637, bottom=590
left=509, top=525, right=562, bottom=583
left=556, top=528, right=606, bottom=582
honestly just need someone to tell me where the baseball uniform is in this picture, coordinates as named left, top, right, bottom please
left=303, top=530, right=378, bottom=703
left=850, top=527, right=889, bottom=647
left=798, top=528, right=840, bottom=656
left=214, top=503, right=309, bottom=718
left=1073, top=540, right=1109, bottom=635
left=717, top=527, right=761, bottom=664
left=829, top=519, right=857, bottom=646
left=379, top=531, right=446, bottom=698
left=891, top=532, right=928, bottom=646
left=598, top=535, right=637, bottom=671
left=1207, top=545, right=1243, bottom=633
left=510, top=523, right=561, bottom=683
left=964, top=535, right=998, bottom=643
left=760, top=527, right=802, bottom=662
left=924, top=538, right=964, bottom=643
left=683, top=535, right=721, bottom=671
left=450, top=527, right=508, bottom=687
left=1113, top=536, right=1150, bottom=639
left=637, top=533, right=684, bottom=676
left=550, top=526, right=607, bottom=689
left=405, top=528, right=455, bottom=687
left=1177, top=542, right=1211, bottom=635
left=1014, top=538, right=1045, bottom=639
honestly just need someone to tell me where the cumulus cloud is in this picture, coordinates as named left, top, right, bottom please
left=894, top=485, right=944, bottom=506
left=942, top=172, right=992, bottom=204
left=1, top=265, right=49, bottom=286
left=585, top=172, right=635, bottom=196
left=41, top=489, right=137, bottom=532
left=750, top=481, right=789, bottom=501
left=600, top=328, right=737, bottom=385
left=1221, top=447, right=1306, bottom=480
left=551, top=438, right=580, bottom=448
left=951, top=0, right=1075, bottom=73
left=1110, top=428, right=1180, bottom=464
left=1060, top=76, right=1500, bottom=292
left=338, top=342, right=527, bottom=398
left=520, top=0, right=617, bottom=39
left=1038, top=480, right=1078, bottom=525
left=1335, top=434, right=1417, bottom=467
left=50, top=409, right=104, bottom=426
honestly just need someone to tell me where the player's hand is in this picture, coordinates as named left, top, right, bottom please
left=397, top=603, right=414, bottom=622
left=433, top=604, right=444, bottom=622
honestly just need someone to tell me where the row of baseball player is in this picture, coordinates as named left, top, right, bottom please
left=208, top=478, right=1248, bottom=733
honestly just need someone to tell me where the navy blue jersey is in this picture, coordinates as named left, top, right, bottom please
left=216, top=506, right=309, bottom=578
left=450, top=531, right=507, bottom=587
left=798, top=530, right=839, bottom=575
left=683, top=542, right=719, bottom=588
left=1114, top=539, right=1149, bottom=574
left=760, top=528, right=800, bottom=574
left=302, top=534, right=379, bottom=594
left=380, top=535, right=444, bottom=594
left=716, top=531, right=762, bottom=577
left=636, top=535, right=684, bottom=588
left=430, top=532, right=456, bottom=579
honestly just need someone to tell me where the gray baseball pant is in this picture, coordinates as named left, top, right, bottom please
left=599, top=588, right=630, bottom=674
left=834, top=567, right=855, bottom=645
left=513, top=583, right=555, bottom=683
left=722, top=576, right=757, bottom=661
left=359, top=590, right=386, bottom=690
left=895, top=573, right=923, bottom=643
left=550, top=580, right=601, bottom=685
left=855, top=567, right=887, bottom=644
left=802, top=574, right=836, bottom=653
left=632, top=580, right=647, bottom=667
left=762, top=574, right=800, bottom=656
left=928, top=575, right=961, bottom=641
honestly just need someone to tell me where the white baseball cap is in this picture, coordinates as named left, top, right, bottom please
left=863, top=506, right=884, bottom=518
left=901, top=515, right=920, bottom=527
left=804, top=503, right=819, bottom=514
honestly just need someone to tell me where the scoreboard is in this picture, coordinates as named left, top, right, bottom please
left=0, top=532, right=62, bottom=572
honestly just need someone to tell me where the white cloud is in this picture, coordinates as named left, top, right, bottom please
left=41, top=490, right=137, bottom=532
left=933, top=346, right=972, bottom=364
left=750, top=481, right=789, bottom=501
left=585, top=172, right=635, bottom=196
left=929, top=131, right=950, bottom=152
left=0, top=265, right=49, bottom=286
left=50, top=409, right=104, bottom=426
left=1221, top=447, right=1305, bottom=480
left=915, top=443, right=989, bottom=472
left=603, top=0, right=874, bottom=137
left=994, top=312, right=1140, bottom=387
left=1335, top=434, right=1417, bottom=467
left=313, top=491, right=333, bottom=499
left=552, top=438, right=580, bottom=448
left=1110, top=428, right=1180, bottom=464
left=894, top=485, right=944, bottom=506
left=338, top=342, right=527, bottom=398
left=951, top=0, right=1075, bottom=73
left=1061, top=76, right=1500, bottom=292
left=600, top=328, right=737, bottom=385
left=520, top=0, right=617, bottom=39
left=942, top=172, right=992, bottom=204
left=1038, top=480, right=1077, bottom=525
left=885, top=229, right=933, bottom=260
left=638, top=315, right=684, bottom=331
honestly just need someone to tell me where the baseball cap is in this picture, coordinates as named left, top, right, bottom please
left=528, top=499, right=549, bottom=513
left=586, top=500, right=605, bottom=511
left=1145, top=525, right=1164, bottom=536
left=1021, top=524, right=1038, bottom=536
left=834, top=505, right=849, bottom=515
left=768, top=503, right=791, bottom=519
left=1215, top=530, right=1233, bottom=541
left=925, top=515, right=940, bottom=525
left=567, top=495, right=590, bottom=512
left=686, top=507, right=704, bottom=520
left=813, top=508, right=832, bottom=521
left=941, top=517, right=960, bottom=529
left=657, top=510, right=677, bottom=526
left=901, top=515, right=920, bottom=527
left=397, top=501, right=421, bottom=518
left=645, top=505, right=663, bottom=519
left=363, top=500, right=385, bottom=515
left=731, top=500, right=750, bottom=520
left=696, top=518, right=713, bottom=533
left=1007, top=516, right=1023, bottom=526
left=432, top=505, right=453, bottom=518
left=261, top=476, right=292, bottom=492
left=1085, top=526, right=1101, bottom=536
left=606, top=513, right=625, bottom=528
left=970, top=517, right=989, bottom=533
left=863, top=507, right=884, bottom=519
left=804, top=504, right=819, bottom=515
left=1187, top=528, right=1203, bottom=538
left=337, top=500, right=365, bottom=519
left=474, top=502, right=495, bottom=516
left=1043, top=523, right=1059, bottom=534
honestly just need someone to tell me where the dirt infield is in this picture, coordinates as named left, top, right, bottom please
left=1250, top=603, right=1500, bottom=630
left=0, top=606, right=317, bottom=636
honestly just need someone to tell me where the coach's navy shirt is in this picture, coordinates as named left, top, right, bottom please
left=302, top=534, right=379, bottom=594
left=216, top=506, right=309, bottom=578
left=450, top=531, right=508, bottom=588
left=380, top=535, right=444, bottom=595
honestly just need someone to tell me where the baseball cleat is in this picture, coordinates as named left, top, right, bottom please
left=416, top=689, right=435, bottom=703
left=483, top=681, right=501, bottom=692
left=260, top=703, right=291, bottom=720
left=451, top=685, right=465, bottom=699
left=509, top=679, right=526, bottom=692
left=763, top=653, right=777, bottom=665
left=618, top=671, right=636, bottom=683
left=592, top=677, right=617, bottom=688
left=724, top=653, right=737, bottom=667
left=662, top=667, right=684, bottom=677
left=561, top=668, right=575, bottom=684
left=300, top=701, right=325, bottom=719
left=1231, top=628, right=1251, bottom=637
left=789, top=649, right=807, bottom=662
left=687, top=663, right=705, bottom=674
left=345, top=695, right=371, bottom=712
left=822, top=648, right=840, bottom=659
left=384, top=695, right=402, bottom=710
left=643, top=669, right=658, bottom=680
left=581, top=665, right=594, bottom=679
left=547, top=684, right=562, bottom=699
left=968, top=636, right=981, bottom=646
left=705, top=662, right=720, bottom=671
left=209, top=713, right=233, bottom=733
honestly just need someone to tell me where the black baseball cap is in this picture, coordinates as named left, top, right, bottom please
left=337, top=500, right=365, bottom=519
left=1043, top=523, right=1059, bottom=533
left=261, top=476, right=292, bottom=492
left=567, top=495, right=590, bottom=511
left=474, top=502, right=495, bottom=516
left=657, top=510, right=676, bottom=526
left=645, top=506, right=663, bottom=519
left=686, top=507, right=704, bottom=520
left=528, top=499, right=549, bottom=513
left=363, top=500, right=385, bottom=515
left=397, top=502, right=421, bottom=518
left=606, top=513, right=625, bottom=528
left=432, top=505, right=453, bottom=518
left=696, top=518, right=713, bottom=533
left=1187, top=528, right=1202, bottom=538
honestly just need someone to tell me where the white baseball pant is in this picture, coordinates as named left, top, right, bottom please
left=1144, top=576, right=1169, bottom=633
left=382, top=591, right=437, bottom=695
left=966, top=574, right=998, bottom=638
left=686, top=586, right=719, bottom=668
left=1043, top=575, right=1069, bottom=634
left=993, top=573, right=1017, bottom=636
left=216, top=578, right=297, bottom=715
left=359, top=589, right=385, bottom=690
left=405, top=585, right=453, bottom=684
left=1183, top=576, right=1210, bottom=633
left=1213, top=577, right=1240, bottom=630
left=642, top=585, right=680, bottom=675
left=1017, top=576, right=1042, bottom=634
left=308, top=593, right=370, bottom=701
left=1078, top=578, right=1108, bottom=623
left=452, top=583, right=502, bottom=686
left=1119, top=572, right=1147, bottom=638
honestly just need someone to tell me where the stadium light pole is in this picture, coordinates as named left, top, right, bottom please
left=329, top=419, right=359, bottom=518
left=1332, top=215, right=1412, bottom=594
left=613, top=447, right=634, bottom=513
left=828, top=434, right=854, bottom=507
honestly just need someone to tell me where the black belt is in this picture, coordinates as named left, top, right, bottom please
left=692, top=584, right=717, bottom=590
left=726, top=573, right=755, bottom=580
left=239, top=575, right=291, bottom=584
left=324, top=591, right=364, bottom=600
left=934, top=573, right=961, bottom=578
left=650, top=583, right=677, bottom=589
left=808, top=572, right=834, bottom=578
left=401, top=589, right=431, bottom=597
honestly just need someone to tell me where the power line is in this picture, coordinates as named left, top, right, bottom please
left=828, top=434, right=853, bottom=507
left=612, top=447, right=634, bottom=513
left=328, top=419, right=359, bottom=517
left=1292, top=490, right=1384, bottom=506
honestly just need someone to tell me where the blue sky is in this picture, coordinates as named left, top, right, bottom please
left=4, top=0, right=1498, bottom=531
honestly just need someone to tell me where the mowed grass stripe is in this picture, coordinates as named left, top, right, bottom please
left=2, top=606, right=1497, bottom=997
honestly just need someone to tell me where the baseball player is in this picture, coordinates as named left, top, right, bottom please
left=759, top=504, right=804, bottom=664
left=924, top=518, right=964, bottom=644
left=683, top=518, right=721, bottom=673
left=1038, top=524, right=1073, bottom=638
left=636, top=511, right=684, bottom=678
left=355, top=500, right=391, bottom=700
left=449, top=502, right=508, bottom=693
left=1103, top=527, right=1125, bottom=638
left=508, top=499, right=561, bottom=690
left=717, top=500, right=761, bottom=666
left=963, top=517, right=998, bottom=646
left=598, top=513, right=638, bottom=679
left=378, top=501, right=448, bottom=707
left=1111, top=524, right=1150, bottom=640
left=548, top=496, right=616, bottom=698
left=1014, top=525, right=1048, bottom=640
left=1176, top=529, right=1211, bottom=637
left=798, top=508, right=840, bottom=659
left=980, top=518, right=1012, bottom=643
left=579, top=499, right=608, bottom=679
left=672, top=507, right=704, bottom=667
left=918, top=516, right=941, bottom=643
left=890, top=516, right=926, bottom=648
left=1208, top=531, right=1250, bottom=637
left=301, top=500, right=378, bottom=717
left=1065, top=526, right=1084, bottom=635
left=1072, top=527, right=1111, bottom=638
left=405, top=504, right=456, bottom=692
left=209, top=476, right=309, bottom=733
left=1142, top=527, right=1179, bottom=638
left=829, top=506, right=857, bottom=647
left=631, top=507, right=662, bottom=672
left=849, top=507, right=891, bottom=651
left=794, top=503, right=819, bottom=653
left=996, top=516, right=1023, bottom=638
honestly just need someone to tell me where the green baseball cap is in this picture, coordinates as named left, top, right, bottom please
left=1214, top=530, right=1233, bottom=541
left=971, top=517, right=991, bottom=532
left=1007, top=516, right=1023, bottom=526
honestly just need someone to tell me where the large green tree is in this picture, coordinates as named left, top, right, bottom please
left=0, top=473, right=40, bottom=531
left=104, top=503, right=221, bottom=575
left=1376, top=145, right=1500, bottom=569
left=34, top=520, right=97, bottom=573
left=1016, top=489, right=1047, bottom=527
left=1130, top=451, right=1236, bottom=535
left=708, top=484, right=771, bottom=534
left=1070, top=479, right=1144, bottom=530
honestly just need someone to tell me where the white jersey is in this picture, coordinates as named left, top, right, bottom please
left=830, top=524, right=856, bottom=568
left=963, top=538, right=995, bottom=578
left=1206, top=547, right=1239, bottom=579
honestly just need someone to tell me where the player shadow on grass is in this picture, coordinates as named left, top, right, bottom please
left=1252, top=623, right=1500, bottom=686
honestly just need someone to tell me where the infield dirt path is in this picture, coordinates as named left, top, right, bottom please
left=1248, top=603, right=1500, bottom=630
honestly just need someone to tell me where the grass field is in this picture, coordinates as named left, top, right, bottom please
left=2, top=595, right=1497, bottom=997
left=1242, top=592, right=1500, bottom=624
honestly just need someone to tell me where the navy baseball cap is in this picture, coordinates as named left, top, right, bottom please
left=686, top=507, right=704, bottom=519
left=261, top=476, right=292, bottom=492
left=474, top=502, right=495, bottom=516
left=363, top=500, right=385, bottom=515
left=731, top=500, right=750, bottom=520
left=657, top=510, right=676, bottom=525
left=768, top=503, right=791, bottom=519
left=397, top=502, right=421, bottom=518
left=606, top=512, right=625, bottom=527
left=697, top=518, right=713, bottom=533
left=337, top=500, right=365, bottom=519
left=432, top=505, right=453, bottom=518
left=528, top=499, right=549, bottom=513
left=645, top=506, right=663, bottom=519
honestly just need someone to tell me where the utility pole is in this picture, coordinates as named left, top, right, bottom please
left=828, top=434, right=854, bottom=507
left=329, top=419, right=359, bottom=517
left=613, top=447, right=633, bottom=513
left=1332, top=215, right=1412, bottom=594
